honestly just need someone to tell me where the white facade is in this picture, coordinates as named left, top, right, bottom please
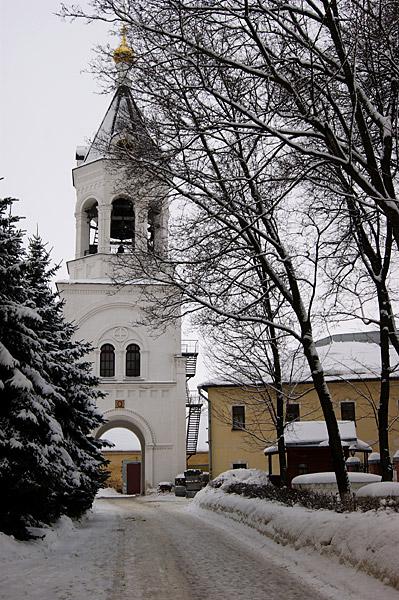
left=57, top=84, right=187, bottom=491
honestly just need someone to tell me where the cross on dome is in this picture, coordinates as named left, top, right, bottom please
left=113, top=25, right=135, bottom=65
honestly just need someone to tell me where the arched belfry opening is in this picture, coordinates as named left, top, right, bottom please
left=82, top=200, right=98, bottom=256
left=110, top=198, right=135, bottom=252
left=97, top=420, right=146, bottom=495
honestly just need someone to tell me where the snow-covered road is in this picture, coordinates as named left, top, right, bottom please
left=0, top=495, right=397, bottom=600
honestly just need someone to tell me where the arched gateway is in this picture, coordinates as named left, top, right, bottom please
left=96, top=411, right=155, bottom=494
left=57, top=35, right=188, bottom=492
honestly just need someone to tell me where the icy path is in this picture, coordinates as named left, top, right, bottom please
left=0, top=496, right=398, bottom=600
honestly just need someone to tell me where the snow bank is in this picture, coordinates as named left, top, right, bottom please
left=0, top=515, right=78, bottom=563
left=212, top=468, right=270, bottom=490
left=193, top=486, right=399, bottom=590
left=96, top=487, right=122, bottom=497
left=292, top=472, right=381, bottom=485
left=356, top=482, right=399, bottom=497
left=292, top=472, right=381, bottom=492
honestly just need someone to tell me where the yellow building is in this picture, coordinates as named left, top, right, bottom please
left=102, top=450, right=209, bottom=490
left=102, top=450, right=142, bottom=492
left=200, top=333, right=399, bottom=479
left=187, top=451, right=209, bottom=472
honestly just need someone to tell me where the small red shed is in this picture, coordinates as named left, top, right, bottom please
left=264, top=421, right=372, bottom=485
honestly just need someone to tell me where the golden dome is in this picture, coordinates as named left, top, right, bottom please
left=113, top=26, right=134, bottom=64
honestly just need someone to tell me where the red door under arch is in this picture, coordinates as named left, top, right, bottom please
left=126, top=462, right=141, bottom=494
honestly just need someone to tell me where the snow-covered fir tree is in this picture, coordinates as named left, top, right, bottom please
left=0, top=199, right=107, bottom=539
left=25, top=233, right=108, bottom=518
left=0, top=199, right=68, bottom=537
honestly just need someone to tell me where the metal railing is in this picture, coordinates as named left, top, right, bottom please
left=186, top=392, right=202, bottom=406
left=181, top=340, right=198, bottom=354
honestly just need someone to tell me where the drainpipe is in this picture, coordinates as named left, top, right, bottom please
left=199, top=387, right=212, bottom=480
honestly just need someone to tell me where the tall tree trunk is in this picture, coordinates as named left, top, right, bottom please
left=263, top=295, right=287, bottom=486
left=301, top=327, right=351, bottom=500
left=275, top=386, right=287, bottom=486
left=377, top=288, right=393, bottom=481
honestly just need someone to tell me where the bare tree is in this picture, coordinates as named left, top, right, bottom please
left=200, top=316, right=291, bottom=484
left=110, top=62, right=352, bottom=497
left=61, top=0, right=399, bottom=244
left=316, top=185, right=398, bottom=480
left=58, top=0, right=399, bottom=497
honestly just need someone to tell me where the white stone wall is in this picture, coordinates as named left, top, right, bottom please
left=72, top=161, right=169, bottom=259
left=58, top=279, right=187, bottom=488
left=57, top=152, right=186, bottom=490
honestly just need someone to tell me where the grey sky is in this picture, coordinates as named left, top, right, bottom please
left=1, top=0, right=110, bottom=277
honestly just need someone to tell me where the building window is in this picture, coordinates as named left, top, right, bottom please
left=126, top=344, right=140, bottom=377
left=100, top=344, right=115, bottom=377
left=232, top=405, right=245, bottom=430
left=341, top=401, right=356, bottom=421
left=286, top=403, right=300, bottom=422
left=232, top=463, right=247, bottom=469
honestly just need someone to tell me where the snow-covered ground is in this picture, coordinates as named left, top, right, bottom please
left=0, top=493, right=398, bottom=599
left=0, top=500, right=122, bottom=600
left=193, top=484, right=399, bottom=590
left=96, top=487, right=136, bottom=498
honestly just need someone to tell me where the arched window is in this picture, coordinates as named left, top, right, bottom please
left=126, top=344, right=140, bottom=377
left=100, top=344, right=115, bottom=377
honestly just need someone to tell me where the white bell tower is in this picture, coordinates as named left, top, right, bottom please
left=57, top=33, right=188, bottom=492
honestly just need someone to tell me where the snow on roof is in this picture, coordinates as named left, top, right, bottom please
left=75, top=145, right=88, bottom=160
left=263, top=421, right=358, bottom=454
left=319, top=439, right=351, bottom=447
left=313, top=332, right=399, bottom=379
left=368, top=452, right=381, bottom=463
left=199, top=330, right=399, bottom=388
left=349, top=440, right=372, bottom=452
left=296, top=331, right=399, bottom=380
left=283, top=420, right=357, bottom=447
left=346, top=456, right=361, bottom=463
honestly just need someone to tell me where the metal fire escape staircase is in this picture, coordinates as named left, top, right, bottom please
left=182, top=340, right=201, bottom=459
